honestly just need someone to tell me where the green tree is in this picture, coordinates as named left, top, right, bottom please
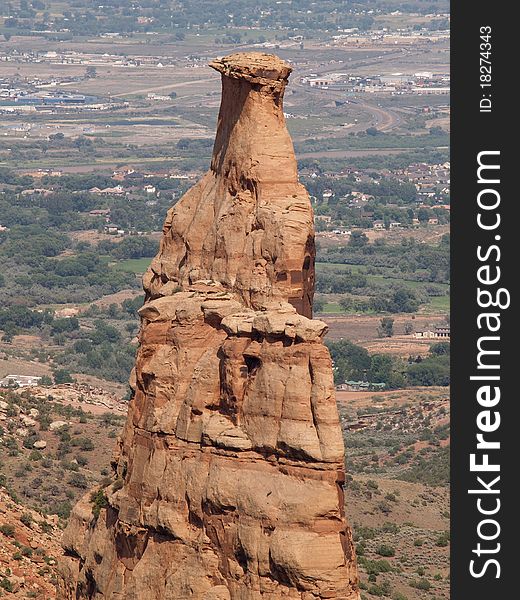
left=417, top=207, right=431, bottom=223
left=53, top=369, right=74, bottom=384
left=51, top=317, right=80, bottom=335
left=430, top=341, right=450, bottom=355
left=326, top=339, right=371, bottom=384
left=90, top=321, right=121, bottom=344
left=313, top=297, right=325, bottom=313
left=90, top=489, right=108, bottom=519
left=390, top=288, right=420, bottom=313
left=112, top=236, right=157, bottom=259
left=378, top=317, right=394, bottom=338
left=339, top=296, right=354, bottom=312
left=348, top=230, right=368, bottom=248
left=376, top=544, right=395, bottom=557
left=368, top=354, right=404, bottom=388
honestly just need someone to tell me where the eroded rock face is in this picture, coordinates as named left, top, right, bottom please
left=58, top=52, right=359, bottom=600
left=144, top=52, right=315, bottom=319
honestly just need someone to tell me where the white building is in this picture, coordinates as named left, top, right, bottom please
left=0, top=375, right=42, bottom=388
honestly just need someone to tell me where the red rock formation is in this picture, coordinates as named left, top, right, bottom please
left=58, top=53, right=359, bottom=600
left=144, top=53, right=315, bottom=318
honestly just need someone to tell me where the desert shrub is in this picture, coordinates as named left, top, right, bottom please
left=76, top=454, right=88, bottom=467
left=4, top=436, right=18, bottom=450
left=68, top=472, right=88, bottom=489
left=0, top=577, right=13, bottom=592
left=367, top=580, right=392, bottom=597
left=349, top=480, right=362, bottom=492
left=410, top=578, right=431, bottom=590
left=367, top=584, right=384, bottom=596
left=29, top=450, right=42, bottom=461
left=38, top=414, right=52, bottom=430
left=0, top=523, right=15, bottom=537
left=381, top=522, right=399, bottom=534
left=40, top=521, right=53, bottom=534
left=436, top=531, right=450, bottom=547
left=400, top=447, right=449, bottom=486
left=358, top=557, right=395, bottom=575
left=45, top=500, right=72, bottom=519
left=376, top=544, right=395, bottom=557
left=56, top=427, right=71, bottom=441
left=23, top=433, right=39, bottom=449
left=20, top=513, right=33, bottom=527
left=354, top=526, right=377, bottom=541
left=30, top=476, right=43, bottom=489
left=57, top=441, right=71, bottom=458
left=377, top=501, right=392, bottom=515
left=90, top=489, right=108, bottom=519
left=75, top=437, right=95, bottom=451
left=62, top=460, right=79, bottom=472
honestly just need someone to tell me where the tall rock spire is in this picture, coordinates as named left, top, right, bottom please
left=58, top=52, right=359, bottom=600
left=144, top=52, right=315, bottom=318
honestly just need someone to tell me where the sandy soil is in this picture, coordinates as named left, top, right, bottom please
left=0, top=356, right=53, bottom=379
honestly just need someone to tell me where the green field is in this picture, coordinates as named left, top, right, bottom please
left=316, top=262, right=450, bottom=292
left=318, top=298, right=448, bottom=315
left=316, top=262, right=449, bottom=315
left=115, top=258, right=153, bottom=273
left=424, top=295, right=450, bottom=312
left=321, top=302, right=343, bottom=314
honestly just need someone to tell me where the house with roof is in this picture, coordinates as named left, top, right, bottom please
left=0, top=375, right=42, bottom=388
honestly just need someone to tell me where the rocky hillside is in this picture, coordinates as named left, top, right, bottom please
left=0, top=489, right=61, bottom=599
left=0, top=387, right=124, bottom=521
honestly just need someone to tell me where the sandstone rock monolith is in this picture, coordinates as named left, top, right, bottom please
left=58, top=52, right=359, bottom=600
